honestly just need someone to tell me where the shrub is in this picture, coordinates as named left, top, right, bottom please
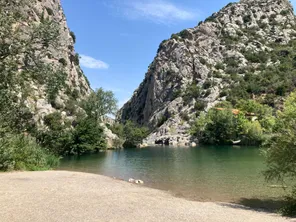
left=200, top=58, right=207, bottom=65
left=171, top=34, right=180, bottom=40
left=203, top=80, right=212, bottom=89
left=280, top=193, right=296, bottom=217
left=243, top=15, right=252, bottom=24
left=178, top=29, right=191, bottom=39
left=45, top=7, right=54, bottom=16
left=194, top=100, right=207, bottom=111
left=183, top=83, right=202, bottom=104
left=219, top=90, right=228, bottom=97
left=70, top=31, right=76, bottom=43
left=157, top=115, right=168, bottom=127
left=73, top=53, right=80, bottom=65
left=71, top=89, right=80, bottom=100
left=263, top=92, right=296, bottom=216
left=215, top=62, right=224, bottom=70
left=180, top=112, right=190, bottom=121
left=58, top=58, right=67, bottom=66
left=190, top=101, right=267, bottom=145
left=121, top=121, right=149, bottom=148
left=280, top=10, right=289, bottom=16
left=0, top=135, right=59, bottom=171
left=44, top=112, right=63, bottom=131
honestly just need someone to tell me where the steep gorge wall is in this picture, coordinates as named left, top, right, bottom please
left=119, top=0, right=296, bottom=145
left=3, top=0, right=91, bottom=125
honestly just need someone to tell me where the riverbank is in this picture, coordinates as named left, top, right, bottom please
left=0, top=171, right=294, bottom=222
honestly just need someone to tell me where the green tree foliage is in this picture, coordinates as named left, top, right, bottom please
left=191, top=109, right=238, bottom=144
left=183, top=83, right=202, bottom=104
left=71, top=118, right=106, bottom=155
left=81, top=88, right=117, bottom=122
left=263, top=92, right=296, bottom=216
left=0, top=135, right=59, bottom=171
left=190, top=101, right=269, bottom=145
left=122, top=121, right=149, bottom=148
left=110, top=121, right=149, bottom=148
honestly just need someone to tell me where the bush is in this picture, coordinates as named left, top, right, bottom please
left=73, top=53, right=80, bottom=65
left=215, top=62, right=224, bottom=70
left=219, top=90, right=228, bottom=97
left=178, top=29, right=191, bottom=39
left=58, top=58, right=67, bottom=66
left=0, top=135, right=59, bottom=171
left=183, top=83, right=201, bottom=104
left=280, top=10, right=289, bottom=16
left=243, top=15, right=252, bottom=23
left=263, top=92, right=296, bottom=216
left=71, top=118, right=106, bottom=155
left=280, top=192, right=296, bottom=217
left=70, top=31, right=76, bottom=43
left=203, top=80, right=212, bottom=89
left=44, top=112, right=63, bottom=131
left=157, top=115, right=168, bottom=127
left=115, top=121, right=149, bottom=148
left=37, top=129, right=73, bottom=155
left=45, top=7, right=54, bottom=16
left=194, top=100, right=207, bottom=111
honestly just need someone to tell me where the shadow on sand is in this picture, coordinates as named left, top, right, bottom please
left=218, top=198, right=288, bottom=214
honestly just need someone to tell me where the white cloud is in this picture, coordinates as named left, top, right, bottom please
left=80, top=55, right=109, bottom=69
left=124, top=0, right=197, bottom=24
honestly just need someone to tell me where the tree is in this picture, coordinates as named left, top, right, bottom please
left=71, top=118, right=106, bottom=155
left=110, top=121, right=149, bottom=148
left=82, top=88, right=117, bottom=122
left=122, top=121, right=149, bottom=148
left=190, top=102, right=265, bottom=145
left=263, top=92, right=296, bottom=216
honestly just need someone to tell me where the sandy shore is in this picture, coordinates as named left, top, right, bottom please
left=0, top=171, right=294, bottom=222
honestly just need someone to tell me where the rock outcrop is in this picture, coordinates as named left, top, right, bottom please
left=119, top=0, right=296, bottom=146
left=2, top=0, right=118, bottom=147
left=20, top=0, right=91, bottom=124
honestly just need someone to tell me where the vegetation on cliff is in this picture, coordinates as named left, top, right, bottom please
left=0, top=0, right=118, bottom=170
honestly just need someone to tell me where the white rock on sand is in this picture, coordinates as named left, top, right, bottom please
left=0, top=171, right=294, bottom=222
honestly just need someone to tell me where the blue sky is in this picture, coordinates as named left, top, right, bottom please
left=61, top=0, right=296, bottom=108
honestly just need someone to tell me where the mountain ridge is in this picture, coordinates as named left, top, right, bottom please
left=119, top=0, right=296, bottom=146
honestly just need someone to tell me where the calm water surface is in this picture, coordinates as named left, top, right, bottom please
left=59, top=146, right=286, bottom=202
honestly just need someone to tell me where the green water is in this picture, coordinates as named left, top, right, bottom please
left=59, top=146, right=287, bottom=202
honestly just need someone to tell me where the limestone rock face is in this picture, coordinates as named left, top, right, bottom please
left=119, top=0, right=296, bottom=145
left=8, top=0, right=91, bottom=126
left=3, top=0, right=119, bottom=147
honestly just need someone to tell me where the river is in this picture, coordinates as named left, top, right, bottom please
left=59, top=145, right=287, bottom=202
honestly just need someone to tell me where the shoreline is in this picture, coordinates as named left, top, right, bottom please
left=0, top=170, right=294, bottom=222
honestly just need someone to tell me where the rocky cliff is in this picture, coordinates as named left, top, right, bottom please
left=1, top=0, right=119, bottom=147
left=1, top=0, right=91, bottom=125
left=119, top=0, right=296, bottom=146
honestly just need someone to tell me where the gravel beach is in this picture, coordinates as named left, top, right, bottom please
left=0, top=171, right=294, bottom=222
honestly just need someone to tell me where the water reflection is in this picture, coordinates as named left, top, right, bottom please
left=59, top=146, right=286, bottom=202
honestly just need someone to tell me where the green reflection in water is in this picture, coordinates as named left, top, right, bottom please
left=59, top=146, right=288, bottom=202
